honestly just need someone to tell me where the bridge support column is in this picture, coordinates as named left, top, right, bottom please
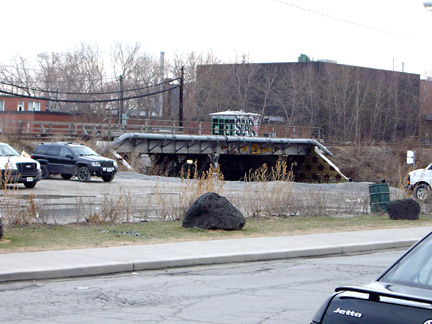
left=209, top=153, right=220, bottom=169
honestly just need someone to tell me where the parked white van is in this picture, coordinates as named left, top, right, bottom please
left=0, top=143, right=41, bottom=188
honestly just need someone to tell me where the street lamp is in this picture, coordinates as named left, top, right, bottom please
left=425, top=1, right=432, bottom=10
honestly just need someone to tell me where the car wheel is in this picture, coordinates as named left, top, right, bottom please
left=101, top=174, right=115, bottom=182
left=24, top=181, right=37, bottom=189
left=414, top=184, right=430, bottom=201
left=61, top=174, right=73, bottom=180
left=41, top=165, right=50, bottom=179
left=77, top=166, right=91, bottom=182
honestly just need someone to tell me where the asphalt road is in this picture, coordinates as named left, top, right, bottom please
left=0, top=249, right=404, bottom=324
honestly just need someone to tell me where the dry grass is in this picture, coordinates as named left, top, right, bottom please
left=0, top=156, right=410, bottom=227
left=2, top=214, right=432, bottom=254
left=329, top=144, right=432, bottom=185
left=233, top=158, right=381, bottom=218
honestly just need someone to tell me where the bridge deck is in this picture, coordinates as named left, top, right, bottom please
left=108, top=133, right=332, bottom=157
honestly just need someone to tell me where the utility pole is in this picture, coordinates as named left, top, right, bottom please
left=118, top=75, right=124, bottom=125
left=179, top=66, right=184, bottom=127
left=355, top=81, right=360, bottom=143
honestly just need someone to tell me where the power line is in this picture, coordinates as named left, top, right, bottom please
left=0, top=85, right=180, bottom=104
left=273, top=0, right=409, bottom=38
left=0, top=78, right=180, bottom=96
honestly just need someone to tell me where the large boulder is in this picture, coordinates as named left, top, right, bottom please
left=182, top=192, right=246, bottom=230
left=387, top=199, right=420, bottom=220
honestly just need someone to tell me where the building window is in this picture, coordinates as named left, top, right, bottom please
left=17, top=101, right=24, bottom=111
left=0, top=100, right=4, bottom=111
left=28, top=101, right=41, bottom=111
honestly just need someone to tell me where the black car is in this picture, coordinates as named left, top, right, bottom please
left=311, top=232, right=432, bottom=324
left=31, top=142, right=118, bottom=182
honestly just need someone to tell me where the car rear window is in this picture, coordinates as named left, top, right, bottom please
left=34, top=145, right=50, bottom=155
left=380, top=233, right=432, bottom=289
left=48, top=146, right=61, bottom=156
left=59, top=147, right=72, bottom=157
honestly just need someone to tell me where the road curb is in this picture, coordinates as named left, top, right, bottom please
left=0, top=238, right=418, bottom=283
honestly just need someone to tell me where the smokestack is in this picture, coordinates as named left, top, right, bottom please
left=159, top=52, right=165, bottom=117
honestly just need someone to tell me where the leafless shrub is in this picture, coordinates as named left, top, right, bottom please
left=35, top=199, right=61, bottom=224
left=147, top=156, right=177, bottom=177
left=76, top=188, right=134, bottom=224
left=144, top=163, right=226, bottom=221
left=241, top=159, right=296, bottom=218
left=177, top=163, right=225, bottom=217
left=0, top=194, right=46, bottom=226
left=0, top=170, right=24, bottom=225
left=152, top=181, right=180, bottom=221
left=237, top=158, right=375, bottom=218
left=131, top=193, right=152, bottom=221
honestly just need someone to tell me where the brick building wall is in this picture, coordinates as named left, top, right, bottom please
left=0, top=95, right=47, bottom=112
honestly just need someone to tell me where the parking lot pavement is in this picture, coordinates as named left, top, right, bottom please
left=17, top=170, right=384, bottom=199
left=0, top=226, right=431, bottom=283
left=24, top=172, right=169, bottom=196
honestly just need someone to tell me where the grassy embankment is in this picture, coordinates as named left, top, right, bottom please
left=2, top=214, right=432, bottom=254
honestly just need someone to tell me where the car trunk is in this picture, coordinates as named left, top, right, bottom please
left=321, top=292, right=432, bottom=324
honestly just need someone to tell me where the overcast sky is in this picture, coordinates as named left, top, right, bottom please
left=2, top=0, right=432, bottom=77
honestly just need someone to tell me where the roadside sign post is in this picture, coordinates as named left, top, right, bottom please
left=407, top=150, right=416, bottom=169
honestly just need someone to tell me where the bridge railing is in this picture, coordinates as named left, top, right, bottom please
left=0, top=119, right=324, bottom=141
left=0, top=119, right=184, bottom=138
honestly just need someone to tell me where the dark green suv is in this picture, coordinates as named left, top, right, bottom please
left=31, top=142, right=118, bottom=182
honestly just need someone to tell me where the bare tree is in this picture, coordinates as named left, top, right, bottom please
left=33, top=44, right=106, bottom=117
left=273, top=65, right=307, bottom=128
left=230, top=61, right=260, bottom=112
left=419, top=77, right=432, bottom=142
left=256, top=64, right=279, bottom=121
left=0, top=56, right=35, bottom=97
left=170, top=51, right=221, bottom=121
left=110, top=42, right=166, bottom=119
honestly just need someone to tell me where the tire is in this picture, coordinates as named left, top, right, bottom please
left=77, top=166, right=91, bottom=182
left=101, top=174, right=115, bottom=182
left=61, top=174, right=73, bottom=180
left=414, top=184, right=430, bottom=201
left=24, top=181, right=37, bottom=189
left=41, top=164, right=50, bottom=179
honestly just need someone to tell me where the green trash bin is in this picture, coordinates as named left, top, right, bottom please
left=369, top=183, right=390, bottom=213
